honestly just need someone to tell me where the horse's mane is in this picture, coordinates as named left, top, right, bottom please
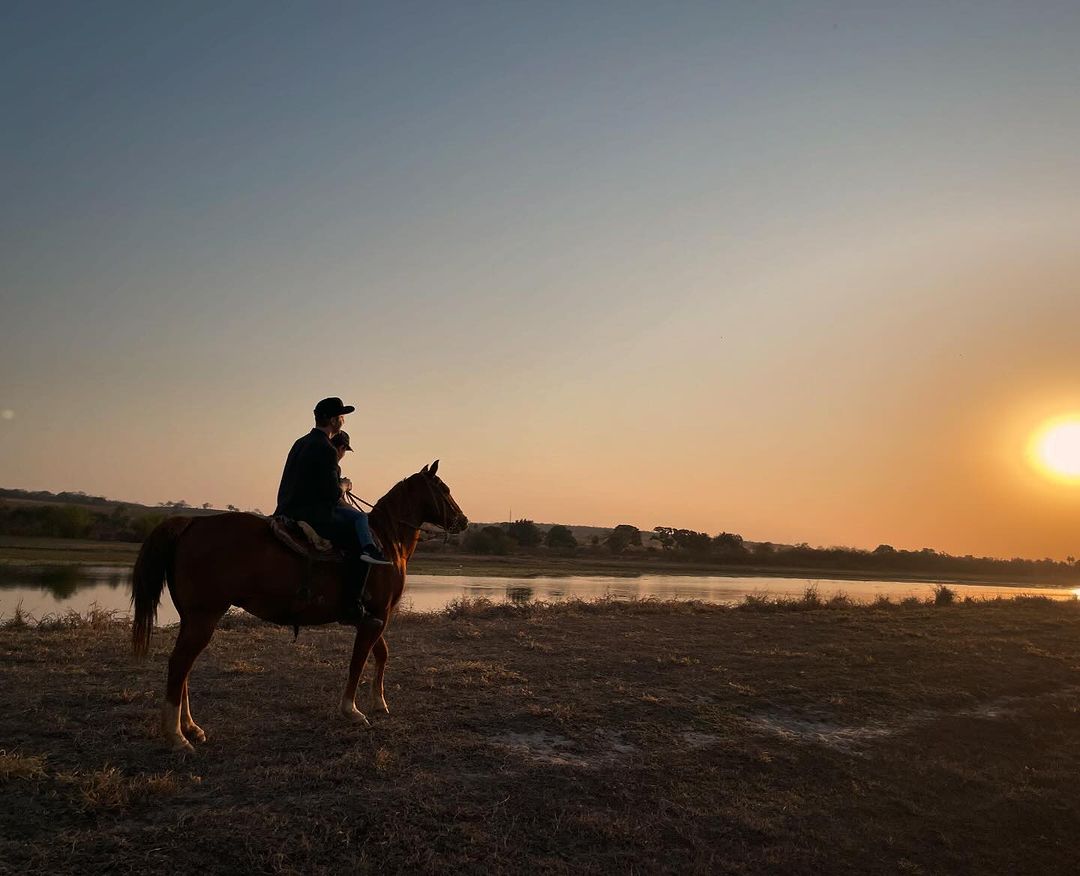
left=371, top=474, right=418, bottom=516
left=368, top=474, right=424, bottom=555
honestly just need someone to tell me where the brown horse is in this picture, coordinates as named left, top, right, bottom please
left=131, top=460, right=467, bottom=752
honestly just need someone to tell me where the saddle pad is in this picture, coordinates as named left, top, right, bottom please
left=270, top=516, right=342, bottom=560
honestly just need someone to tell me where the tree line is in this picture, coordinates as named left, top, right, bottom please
left=444, top=520, right=1080, bottom=581
left=3, top=489, right=1077, bottom=582
left=0, top=489, right=256, bottom=540
left=0, top=503, right=169, bottom=542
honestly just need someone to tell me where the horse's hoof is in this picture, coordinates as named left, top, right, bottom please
left=169, top=736, right=195, bottom=754
left=183, top=724, right=207, bottom=743
left=342, top=706, right=371, bottom=728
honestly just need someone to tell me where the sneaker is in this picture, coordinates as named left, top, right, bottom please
left=360, top=545, right=392, bottom=566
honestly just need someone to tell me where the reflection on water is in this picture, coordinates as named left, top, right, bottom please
left=0, top=564, right=130, bottom=599
left=506, top=585, right=534, bottom=605
left=0, top=564, right=1076, bottom=626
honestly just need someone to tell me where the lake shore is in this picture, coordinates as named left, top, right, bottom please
left=2, top=535, right=1078, bottom=589
left=3, top=597, right=1080, bottom=873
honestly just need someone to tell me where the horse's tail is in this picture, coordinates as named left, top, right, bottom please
left=131, top=516, right=194, bottom=658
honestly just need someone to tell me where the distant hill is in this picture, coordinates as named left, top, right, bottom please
left=0, top=488, right=234, bottom=517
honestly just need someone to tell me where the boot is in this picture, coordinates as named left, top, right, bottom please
left=341, top=553, right=383, bottom=629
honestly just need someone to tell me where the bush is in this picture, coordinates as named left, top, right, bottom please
left=544, top=524, right=577, bottom=550
left=506, top=519, right=542, bottom=548
left=463, top=526, right=515, bottom=555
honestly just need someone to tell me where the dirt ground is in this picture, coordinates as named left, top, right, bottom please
left=3, top=597, right=1080, bottom=874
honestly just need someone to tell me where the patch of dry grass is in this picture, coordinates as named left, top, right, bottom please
left=1, top=604, right=121, bottom=631
left=57, top=766, right=190, bottom=811
left=0, top=751, right=46, bottom=783
left=224, top=660, right=264, bottom=674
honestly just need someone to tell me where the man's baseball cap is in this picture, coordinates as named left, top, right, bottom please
left=314, top=397, right=355, bottom=419
left=331, top=431, right=354, bottom=451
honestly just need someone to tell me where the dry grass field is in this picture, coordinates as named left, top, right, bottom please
left=3, top=596, right=1080, bottom=874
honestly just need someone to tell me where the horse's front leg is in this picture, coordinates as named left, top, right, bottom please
left=370, top=636, right=390, bottom=715
left=340, top=626, right=381, bottom=726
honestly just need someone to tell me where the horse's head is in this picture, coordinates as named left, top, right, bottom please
left=410, top=459, right=468, bottom=533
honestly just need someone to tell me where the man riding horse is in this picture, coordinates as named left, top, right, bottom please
left=273, top=396, right=390, bottom=626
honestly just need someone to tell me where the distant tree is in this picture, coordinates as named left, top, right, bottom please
left=712, top=532, right=747, bottom=554
left=464, top=525, right=515, bottom=555
left=606, top=524, right=641, bottom=554
left=675, top=529, right=712, bottom=555
left=506, top=519, right=542, bottom=548
left=873, top=544, right=896, bottom=555
left=201, top=502, right=212, bottom=510
left=227, top=504, right=240, bottom=512
left=50, top=506, right=94, bottom=538
left=132, top=513, right=166, bottom=540
left=654, top=527, right=711, bottom=554
left=544, top=524, right=577, bottom=550
left=652, top=527, right=676, bottom=551
left=752, top=541, right=774, bottom=556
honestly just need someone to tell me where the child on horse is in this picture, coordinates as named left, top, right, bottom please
left=330, top=430, right=387, bottom=565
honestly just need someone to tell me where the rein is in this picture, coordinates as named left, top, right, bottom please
left=345, top=482, right=451, bottom=544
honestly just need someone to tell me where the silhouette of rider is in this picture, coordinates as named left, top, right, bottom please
left=273, top=397, right=386, bottom=626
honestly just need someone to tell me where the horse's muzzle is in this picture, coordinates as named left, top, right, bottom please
left=451, top=514, right=468, bottom=533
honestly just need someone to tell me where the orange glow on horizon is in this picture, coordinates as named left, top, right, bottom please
left=1030, top=416, right=1080, bottom=484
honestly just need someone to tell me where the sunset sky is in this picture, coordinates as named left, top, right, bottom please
left=3, top=2, right=1080, bottom=560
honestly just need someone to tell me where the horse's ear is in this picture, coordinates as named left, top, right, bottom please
left=430, top=459, right=439, bottom=476
left=420, top=464, right=429, bottom=475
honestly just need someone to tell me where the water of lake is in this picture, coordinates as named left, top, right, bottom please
left=1, top=564, right=1076, bottom=625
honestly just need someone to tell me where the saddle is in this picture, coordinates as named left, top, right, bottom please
left=270, top=516, right=372, bottom=640
left=270, top=516, right=343, bottom=562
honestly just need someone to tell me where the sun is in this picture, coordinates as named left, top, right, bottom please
left=1031, top=417, right=1080, bottom=482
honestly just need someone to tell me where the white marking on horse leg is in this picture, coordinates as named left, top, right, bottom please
left=339, top=692, right=371, bottom=727
left=162, top=701, right=194, bottom=752
left=369, top=636, right=390, bottom=715
left=180, top=683, right=206, bottom=743
left=370, top=680, right=389, bottom=715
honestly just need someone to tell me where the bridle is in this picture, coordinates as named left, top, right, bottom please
left=346, top=474, right=460, bottom=543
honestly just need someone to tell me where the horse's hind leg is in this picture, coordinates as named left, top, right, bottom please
left=180, top=680, right=205, bottom=743
left=369, top=637, right=390, bottom=715
left=163, top=610, right=224, bottom=752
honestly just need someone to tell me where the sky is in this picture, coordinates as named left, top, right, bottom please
left=3, top=1, right=1080, bottom=560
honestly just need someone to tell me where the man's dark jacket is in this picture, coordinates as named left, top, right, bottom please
left=273, top=429, right=343, bottom=538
